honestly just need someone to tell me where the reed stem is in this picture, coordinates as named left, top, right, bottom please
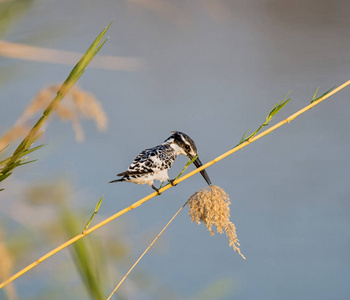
left=0, top=79, right=349, bottom=289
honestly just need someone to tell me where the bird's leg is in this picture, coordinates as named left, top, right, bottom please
left=151, top=184, right=161, bottom=195
left=168, top=179, right=177, bottom=187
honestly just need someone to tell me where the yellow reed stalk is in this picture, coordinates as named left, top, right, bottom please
left=0, top=79, right=349, bottom=290
left=106, top=201, right=188, bottom=300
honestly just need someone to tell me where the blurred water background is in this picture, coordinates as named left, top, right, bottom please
left=1, top=0, right=350, bottom=299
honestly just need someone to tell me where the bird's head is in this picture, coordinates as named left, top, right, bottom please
left=164, top=131, right=212, bottom=185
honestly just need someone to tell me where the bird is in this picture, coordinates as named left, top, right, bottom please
left=109, top=131, right=212, bottom=194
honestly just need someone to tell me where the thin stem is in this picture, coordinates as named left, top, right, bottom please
left=0, top=23, right=111, bottom=186
left=83, top=196, right=104, bottom=233
left=159, top=154, right=198, bottom=189
left=106, top=201, right=188, bottom=300
left=0, top=79, right=349, bottom=289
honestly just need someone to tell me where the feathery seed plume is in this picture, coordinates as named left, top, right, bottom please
left=188, top=185, right=245, bottom=259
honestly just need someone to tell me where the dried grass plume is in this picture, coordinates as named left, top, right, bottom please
left=0, top=84, right=107, bottom=149
left=188, top=185, right=245, bottom=259
left=0, top=230, right=18, bottom=300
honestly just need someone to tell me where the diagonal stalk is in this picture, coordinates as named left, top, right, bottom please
left=0, top=23, right=111, bottom=186
left=106, top=200, right=188, bottom=300
left=0, top=79, right=349, bottom=289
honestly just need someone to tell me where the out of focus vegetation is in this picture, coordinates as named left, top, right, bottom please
left=0, top=2, right=235, bottom=298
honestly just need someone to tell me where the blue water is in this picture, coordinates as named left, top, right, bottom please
left=1, top=1, right=350, bottom=299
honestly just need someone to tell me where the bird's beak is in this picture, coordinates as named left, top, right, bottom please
left=192, top=156, right=212, bottom=186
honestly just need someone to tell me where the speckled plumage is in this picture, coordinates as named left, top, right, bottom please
left=109, top=131, right=212, bottom=193
left=117, top=144, right=176, bottom=181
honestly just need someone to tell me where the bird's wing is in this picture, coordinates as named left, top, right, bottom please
left=117, top=145, right=175, bottom=176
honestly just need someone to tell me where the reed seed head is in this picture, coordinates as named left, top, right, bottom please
left=0, top=230, right=17, bottom=299
left=0, top=84, right=107, bottom=148
left=188, top=185, right=245, bottom=259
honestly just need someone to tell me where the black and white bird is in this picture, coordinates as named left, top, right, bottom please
left=109, top=131, right=212, bottom=194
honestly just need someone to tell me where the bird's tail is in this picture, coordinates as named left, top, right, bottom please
left=108, top=178, right=124, bottom=183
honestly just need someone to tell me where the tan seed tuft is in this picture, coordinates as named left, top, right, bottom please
left=188, top=185, right=245, bottom=259
left=0, top=230, right=18, bottom=300
left=0, top=84, right=107, bottom=149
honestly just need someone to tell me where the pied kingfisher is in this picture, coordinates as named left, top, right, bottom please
left=109, top=131, right=212, bottom=194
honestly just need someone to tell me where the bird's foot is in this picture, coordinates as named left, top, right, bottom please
left=169, top=179, right=177, bottom=187
left=152, top=184, right=161, bottom=195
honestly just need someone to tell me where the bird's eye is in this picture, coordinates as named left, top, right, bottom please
left=185, top=145, right=191, bottom=151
